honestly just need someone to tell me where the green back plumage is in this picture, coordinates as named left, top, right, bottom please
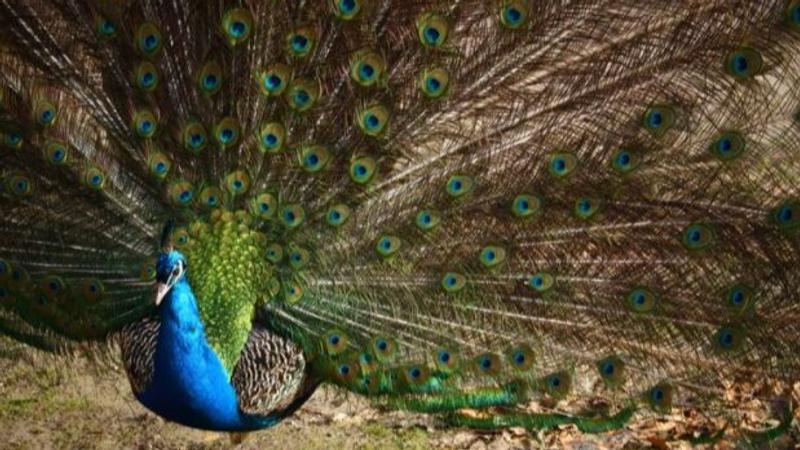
left=1, top=0, right=800, bottom=442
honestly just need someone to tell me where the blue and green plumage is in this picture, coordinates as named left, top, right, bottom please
left=0, top=0, right=799, bottom=444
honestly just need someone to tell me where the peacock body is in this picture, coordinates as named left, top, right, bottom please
left=1, top=0, right=800, bottom=442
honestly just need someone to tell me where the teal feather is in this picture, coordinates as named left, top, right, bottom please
left=0, top=0, right=799, bottom=444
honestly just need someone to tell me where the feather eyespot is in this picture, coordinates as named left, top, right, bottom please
left=417, top=13, right=449, bottom=48
left=419, top=68, right=449, bottom=98
left=222, top=8, right=254, bottom=45
left=44, top=141, right=69, bottom=165
left=349, top=50, right=385, bottom=87
left=286, top=78, right=319, bottom=112
left=258, top=65, right=292, bottom=97
left=626, top=287, right=657, bottom=313
left=376, top=235, right=401, bottom=257
left=280, top=204, right=305, bottom=228
left=299, top=145, right=331, bottom=173
left=446, top=175, right=474, bottom=197
left=724, top=47, right=763, bottom=80
left=251, top=193, right=277, bottom=219
left=416, top=209, right=441, bottom=230
left=499, top=1, right=529, bottom=29
left=135, top=23, right=163, bottom=56
left=528, top=272, right=554, bottom=293
left=258, top=122, right=286, bottom=153
left=709, top=131, right=745, bottom=161
left=327, top=204, right=351, bottom=227
left=441, top=272, right=466, bottom=292
left=182, top=122, right=208, bottom=153
left=214, top=117, right=241, bottom=148
left=349, top=157, right=377, bottom=184
left=333, top=0, right=362, bottom=20
left=287, top=28, right=316, bottom=58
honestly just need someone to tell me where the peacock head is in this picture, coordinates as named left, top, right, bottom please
left=155, top=220, right=187, bottom=306
left=155, top=250, right=187, bottom=306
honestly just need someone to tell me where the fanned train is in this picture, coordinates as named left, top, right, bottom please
left=1, top=0, right=800, bottom=444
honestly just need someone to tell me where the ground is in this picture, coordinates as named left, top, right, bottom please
left=0, top=339, right=797, bottom=450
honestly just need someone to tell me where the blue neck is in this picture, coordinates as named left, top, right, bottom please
left=135, top=278, right=276, bottom=431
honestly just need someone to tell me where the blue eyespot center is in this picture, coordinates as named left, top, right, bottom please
left=266, top=75, right=282, bottom=90
left=285, top=211, right=296, bottom=222
left=306, top=153, right=320, bottom=166
left=634, top=293, right=646, bottom=305
left=144, top=35, right=158, bottom=51
left=733, top=55, right=748, bottom=73
left=208, top=196, right=218, bottom=205
left=730, top=290, right=744, bottom=305
left=505, top=7, right=522, bottom=23
left=229, top=21, right=246, bottom=37
left=329, top=335, right=340, bottom=345
left=264, top=134, right=278, bottom=146
left=140, top=121, right=153, bottom=133
left=355, top=164, right=368, bottom=176
left=549, top=376, right=561, bottom=387
left=778, top=206, right=793, bottom=222
left=439, top=351, right=450, bottom=363
left=91, top=176, right=102, bottom=186
left=513, top=353, right=525, bottom=364
left=376, top=340, right=388, bottom=351
left=652, top=388, right=664, bottom=401
left=190, top=134, right=204, bottom=147
left=221, top=129, right=234, bottom=142
left=340, top=0, right=356, bottom=12
left=426, top=77, right=441, bottom=92
left=421, top=213, right=432, bottom=224
left=292, top=35, right=309, bottom=51
left=155, top=162, right=166, bottom=173
left=618, top=152, right=630, bottom=165
left=648, top=111, right=663, bottom=128
left=359, top=64, right=375, bottom=80
left=364, top=114, right=380, bottom=129
left=330, top=210, right=341, bottom=220
left=446, top=276, right=456, bottom=286
left=485, top=250, right=495, bottom=261
left=424, top=26, right=440, bottom=44
left=53, top=150, right=64, bottom=161
left=719, top=330, right=734, bottom=347
left=101, top=20, right=115, bottom=34
left=480, top=357, right=492, bottom=369
left=204, top=74, right=218, bottom=89
left=338, top=364, right=350, bottom=376
left=719, top=138, right=732, bottom=153
left=233, top=180, right=243, bottom=190
left=409, top=367, right=422, bottom=378
left=602, top=362, right=614, bottom=375
left=451, top=180, right=462, bottom=191
left=688, top=230, right=701, bottom=242
left=294, top=90, right=310, bottom=106
left=259, top=202, right=269, bottom=212
left=41, top=110, right=54, bottom=122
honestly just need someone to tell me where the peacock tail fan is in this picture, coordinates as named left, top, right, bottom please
left=0, top=0, right=799, bottom=442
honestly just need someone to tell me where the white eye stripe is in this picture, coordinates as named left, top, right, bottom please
left=167, top=261, right=186, bottom=287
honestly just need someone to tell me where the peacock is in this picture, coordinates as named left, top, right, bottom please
left=1, top=0, right=799, bottom=444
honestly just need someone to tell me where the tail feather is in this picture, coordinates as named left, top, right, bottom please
left=0, top=0, right=798, bottom=439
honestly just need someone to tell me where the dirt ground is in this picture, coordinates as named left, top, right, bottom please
left=0, top=339, right=797, bottom=450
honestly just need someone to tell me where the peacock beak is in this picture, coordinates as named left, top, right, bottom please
left=155, top=282, right=171, bottom=306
